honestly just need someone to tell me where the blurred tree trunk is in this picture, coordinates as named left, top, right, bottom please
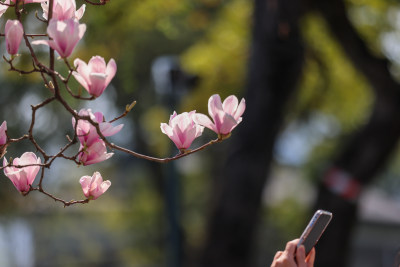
left=197, top=0, right=304, bottom=266
left=310, top=0, right=400, bottom=266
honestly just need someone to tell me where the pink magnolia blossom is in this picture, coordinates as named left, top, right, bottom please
left=0, top=0, right=10, bottom=18
left=0, top=121, right=6, bottom=145
left=193, top=94, right=245, bottom=136
left=5, top=19, right=24, bottom=55
left=3, top=152, right=41, bottom=193
left=72, top=108, right=123, bottom=147
left=80, top=171, right=111, bottom=200
left=32, top=18, right=86, bottom=58
left=41, top=0, right=85, bottom=21
left=73, top=56, right=117, bottom=97
left=78, top=140, right=113, bottom=166
left=160, top=111, right=204, bottom=151
left=11, top=0, right=46, bottom=3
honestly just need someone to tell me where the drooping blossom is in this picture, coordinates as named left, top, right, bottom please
left=41, top=0, right=85, bottom=21
left=5, top=20, right=24, bottom=55
left=0, top=121, right=6, bottom=145
left=72, top=56, right=117, bottom=97
left=78, top=140, right=113, bottom=166
left=193, top=94, right=245, bottom=136
left=80, top=171, right=111, bottom=200
left=32, top=18, right=86, bottom=58
left=0, top=0, right=10, bottom=18
left=72, top=109, right=122, bottom=165
left=161, top=111, right=204, bottom=151
left=72, top=108, right=123, bottom=147
left=3, top=152, right=41, bottom=193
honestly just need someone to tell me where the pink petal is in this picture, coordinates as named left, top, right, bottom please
left=88, top=56, right=107, bottom=73
left=105, top=58, right=117, bottom=86
left=100, top=123, right=123, bottom=137
left=75, top=4, right=86, bottom=20
left=219, top=113, right=238, bottom=135
left=79, top=175, right=91, bottom=197
left=0, top=120, right=7, bottom=145
left=208, top=94, right=224, bottom=121
left=233, top=98, right=246, bottom=121
left=93, top=111, right=104, bottom=123
left=88, top=73, right=107, bottom=97
left=222, top=95, right=239, bottom=116
left=193, top=113, right=217, bottom=133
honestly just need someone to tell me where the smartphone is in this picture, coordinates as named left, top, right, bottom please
left=297, top=210, right=332, bottom=256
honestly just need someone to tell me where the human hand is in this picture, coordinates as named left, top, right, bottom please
left=270, top=239, right=315, bottom=267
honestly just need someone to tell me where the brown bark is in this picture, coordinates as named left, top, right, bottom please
left=310, top=0, right=400, bottom=266
left=197, top=0, right=305, bottom=266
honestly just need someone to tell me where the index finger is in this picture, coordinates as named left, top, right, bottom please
left=285, top=239, right=300, bottom=256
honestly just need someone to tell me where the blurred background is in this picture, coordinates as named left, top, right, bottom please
left=1, top=0, right=400, bottom=266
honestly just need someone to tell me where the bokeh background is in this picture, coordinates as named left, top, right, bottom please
left=1, top=0, right=400, bottom=266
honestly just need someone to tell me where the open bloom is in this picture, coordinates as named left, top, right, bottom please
left=5, top=20, right=24, bottom=55
left=0, top=121, right=6, bottom=145
left=32, top=18, right=86, bottom=58
left=0, top=0, right=10, bottom=18
left=80, top=171, right=111, bottom=200
left=41, top=0, right=85, bottom=21
left=161, top=111, right=204, bottom=151
left=11, top=0, right=46, bottom=3
left=72, top=108, right=123, bottom=147
left=3, top=152, right=41, bottom=193
left=193, top=94, right=245, bottom=136
left=78, top=140, right=113, bottom=166
left=73, top=56, right=117, bottom=97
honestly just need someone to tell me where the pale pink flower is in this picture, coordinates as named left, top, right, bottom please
left=193, top=94, right=245, bottom=136
left=0, top=0, right=10, bottom=18
left=73, top=56, right=117, bottom=97
left=5, top=19, right=24, bottom=55
left=72, top=108, right=123, bottom=147
left=80, top=171, right=111, bottom=200
left=0, top=121, right=6, bottom=145
left=41, top=0, right=85, bottom=21
left=11, top=0, right=46, bottom=3
left=3, top=152, right=41, bottom=193
left=160, top=111, right=204, bottom=151
left=78, top=140, right=113, bottom=166
left=32, top=18, right=86, bottom=58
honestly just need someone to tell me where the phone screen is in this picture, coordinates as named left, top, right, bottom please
left=297, top=210, right=332, bottom=255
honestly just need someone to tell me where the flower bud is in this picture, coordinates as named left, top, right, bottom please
left=80, top=171, right=111, bottom=200
left=5, top=20, right=24, bottom=56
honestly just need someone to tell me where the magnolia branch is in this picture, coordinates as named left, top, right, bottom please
left=0, top=0, right=246, bottom=207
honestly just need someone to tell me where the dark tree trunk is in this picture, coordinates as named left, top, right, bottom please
left=197, top=0, right=304, bottom=266
left=309, top=0, right=400, bottom=266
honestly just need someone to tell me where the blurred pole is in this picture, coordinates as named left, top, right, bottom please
left=151, top=56, right=198, bottom=267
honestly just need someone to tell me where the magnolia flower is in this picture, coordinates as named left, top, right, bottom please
left=5, top=20, right=24, bottom=55
left=32, top=18, right=86, bottom=58
left=0, top=121, right=6, bottom=145
left=11, top=0, right=46, bottom=3
left=78, top=140, right=113, bottom=166
left=161, top=111, right=204, bottom=151
left=3, top=152, right=41, bottom=193
left=72, top=108, right=123, bottom=147
left=193, top=94, right=245, bottom=136
left=0, top=0, right=10, bottom=18
left=41, top=0, right=85, bottom=21
left=73, top=56, right=117, bottom=97
left=80, top=171, right=111, bottom=200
